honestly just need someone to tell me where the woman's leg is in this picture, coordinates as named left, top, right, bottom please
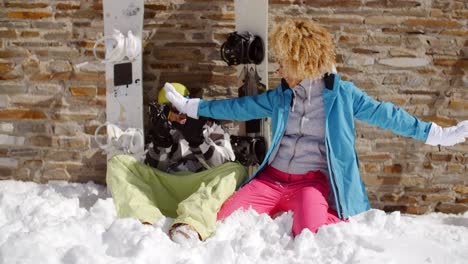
left=217, top=177, right=282, bottom=221
left=106, top=155, right=165, bottom=224
left=173, top=162, right=248, bottom=240
left=287, top=185, right=331, bottom=236
left=280, top=173, right=341, bottom=236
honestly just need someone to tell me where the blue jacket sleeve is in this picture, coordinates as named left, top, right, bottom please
left=197, top=89, right=277, bottom=121
left=351, top=83, right=432, bottom=141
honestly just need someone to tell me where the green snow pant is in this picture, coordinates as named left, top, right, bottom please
left=106, top=155, right=248, bottom=240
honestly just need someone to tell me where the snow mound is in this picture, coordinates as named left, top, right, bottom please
left=0, top=180, right=467, bottom=264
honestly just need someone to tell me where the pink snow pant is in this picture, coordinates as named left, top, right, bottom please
left=217, top=165, right=342, bottom=236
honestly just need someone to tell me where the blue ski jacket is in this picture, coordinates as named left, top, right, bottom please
left=197, top=74, right=432, bottom=219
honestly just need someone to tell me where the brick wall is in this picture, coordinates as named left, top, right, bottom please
left=0, top=0, right=466, bottom=214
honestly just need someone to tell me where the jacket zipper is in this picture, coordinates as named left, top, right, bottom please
left=287, top=95, right=305, bottom=173
left=326, top=136, right=344, bottom=219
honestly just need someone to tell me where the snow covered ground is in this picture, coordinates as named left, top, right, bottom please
left=0, top=180, right=467, bottom=264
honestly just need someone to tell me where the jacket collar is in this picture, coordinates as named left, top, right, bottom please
left=322, top=73, right=340, bottom=119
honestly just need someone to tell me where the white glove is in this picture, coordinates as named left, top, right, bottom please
left=164, top=82, right=200, bottom=119
left=425, top=121, right=468, bottom=146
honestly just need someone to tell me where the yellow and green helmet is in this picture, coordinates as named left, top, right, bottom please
left=157, top=82, right=189, bottom=104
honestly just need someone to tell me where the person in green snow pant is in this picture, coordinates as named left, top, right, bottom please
left=106, top=154, right=247, bottom=240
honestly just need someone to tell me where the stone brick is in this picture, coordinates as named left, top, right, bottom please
left=382, top=74, right=404, bottom=85
left=10, top=94, right=59, bottom=108
left=23, top=160, right=43, bottom=170
left=0, top=49, right=29, bottom=59
left=9, top=149, right=40, bottom=158
left=0, top=134, right=25, bottom=146
left=13, top=168, right=32, bottom=181
left=347, top=55, right=375, bottom=66
left=27, top=135, right=53, bottom=147
left=0, top=63, right=13, bottom=74
left=0, top=157, right=18, bottom=168
left=153, top=48, right=205, bottom=61
left=0, top=29, right=17, bottom=39
left=97, top=87, right=106, bottom=96
left=56, top=3, right=81, bottom=10
left=0, top=109, right=47, bottom=120
left=375, top=141, right=407, bottom=152
left=42, top=168, right=70, bottom=181
left=381, top=193, right=399, bottom=202
left=456, top=197, right=468, bottom=204
left=53, top=122, right=81, bottom=136
left=427, top=153, right=452, bottom=162
left=389, top=48, right=420, bottom=58
left=69, top=168, right=106, bottom=184
left=454, top=185, right=468, bottom=194
left=71, top=72, right=103, bottom=82
left=0, top=168, right=12, bottom=177
left=447, top=164, right=464, bottom=173
left=367, top=35, right=401, bottom=46
left=365, top=16, right=403, bottom=25
left=336, top=66, right=362, bottom=75
left=31, top=21, right=67, bottom=29
left=421, top=116, right=458, bottom=126
left=378, top=58, right=430, bottom=68
left=202, top=13, right=235, bottom=21
left=57, top=137, right=88, bottom=149
left=69, top=86, right=97, bottom=97
left=304, top=0, right=361, bottom=7
left=84, top=121, right=104, bottom=135
left=15, top=123, right=50, bottom=134
left=144, top=4, right=168, bottom=11
left=453, top=9, right=468, bottom=19
left=364, top=163, right=380, bottom=173
left=52, top=111, right=98, bottom=121
left=422, top=194, right=453, bottom=202
left=434, top=59, right=468, bottom=68
left=363, top=176, right=426, bottom=186
left=435, top=203, right=468, bottom=214
left=383, top=164, right=403, bottom=174
left=36, top=48, right=80, bottom=60
left=404, top=18, right=462, bottom=28
left=316, top=16, right=364, bottom=24
left=43, top=32, right=72, bottom=41
left=0, top=72, right=22, bottom=81
left=440, top=30, right=468, bottom=37
left=398, top=195, right=419, bottom=204
left=382, top=205, right=429, bottom=215
left=404, top=205, right=430, bottom=215
left=0, top=124, right=14, bottom=133
left=430, top=8, right=444, bottom=18
left=7, top=11, right=53, bottom=19
left=338, top=35, right=366, bottom=45
left=45, top=150, right=81, bottom=162
left=359, top=154, right=392, bottom=161
left=4, top=2, right=49, bottom=8
left=351, top=48, right=380, bottom=55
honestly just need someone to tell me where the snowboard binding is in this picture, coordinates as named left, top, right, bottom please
left=220, top=31, right=264, bottom=66
left=93, top=29, right=141, bottom=63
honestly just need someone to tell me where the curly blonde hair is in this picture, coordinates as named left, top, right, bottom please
left=270, top=19, right=336, bottom=80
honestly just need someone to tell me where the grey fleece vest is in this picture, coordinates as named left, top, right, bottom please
left=269, top=78, right=328, bottom=175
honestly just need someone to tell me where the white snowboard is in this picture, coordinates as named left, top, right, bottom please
left=102, top=0, right=144, bottom=138
left=234, top=0, right=269, bottom=174
left=234, top=0, right=270, bottom=141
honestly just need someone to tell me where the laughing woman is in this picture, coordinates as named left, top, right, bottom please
left=164, top=19, right=468, bottom=236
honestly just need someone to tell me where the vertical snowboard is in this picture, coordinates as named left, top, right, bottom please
left=235, top=0, right=269, bottom=138
left=234, top=0, right=269, bottom=173
left=102, top=0, right=144, bottom=159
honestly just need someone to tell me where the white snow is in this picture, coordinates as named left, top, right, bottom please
left=1, top=180, right=467, bottom=264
